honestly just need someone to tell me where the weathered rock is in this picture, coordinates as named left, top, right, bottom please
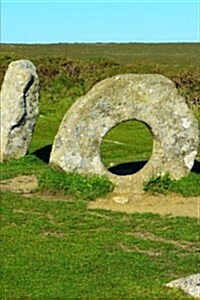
left=50, top=74, right=199, bottom=191
left=165, top=274, right=200, bottom=298
left=0, top=60, right=39, bottom=161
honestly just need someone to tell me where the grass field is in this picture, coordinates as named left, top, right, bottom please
left=1, top=43, right=200, bottom=299
left=2, top=191, right=199, bottom=299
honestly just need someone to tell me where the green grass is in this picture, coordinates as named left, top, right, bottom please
left=0, top=155, right=114, bottom=200
left=101, top=120, right=153, bottom=167
left=144, top=172, right=200, bottom=197
left=1, top=191, right=199, bottom=299
left=171, top=173, right=200, bottom=197
left=0, top=155, right=47, bottom=180
left=38, top=167, right=114, bottom=200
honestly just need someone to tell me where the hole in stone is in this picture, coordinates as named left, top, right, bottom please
left=100, top=120, right=154, bottom=176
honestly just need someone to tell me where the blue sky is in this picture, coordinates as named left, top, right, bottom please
left=1, top=0, right=199, bottom=43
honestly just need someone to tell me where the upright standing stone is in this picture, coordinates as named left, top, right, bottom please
left=0, top=60, right=39, bottom=161
left=50, top=74, right=199, bottom=192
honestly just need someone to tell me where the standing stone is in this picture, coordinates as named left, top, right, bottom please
left=0, top=60, right=39, bottom=162
left=50, top=74, right=199, bottom=192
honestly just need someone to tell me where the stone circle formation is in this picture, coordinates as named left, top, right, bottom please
left=1, top=60, right=199, bottom=192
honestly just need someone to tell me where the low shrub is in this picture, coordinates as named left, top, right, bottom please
left=38, top=167, right=114, bottom=200
left=143, top=173, right=172, bottom=195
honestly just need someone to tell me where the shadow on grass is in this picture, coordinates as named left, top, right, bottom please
left=33, top=144, right=52, bottom=163
left=191, top=160, right=200, bottom=174
left=108, top=160, right=148, bottom=175
left=32, top=144, right=200, bottom=176
left=108, top=160, right=200, bottom=176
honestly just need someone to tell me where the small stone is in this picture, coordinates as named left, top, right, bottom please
left=165, top=274, right=200, bottom=298
left=113, top=196, right=129, bottom=204
left=0, top=60, right=40, bottom=162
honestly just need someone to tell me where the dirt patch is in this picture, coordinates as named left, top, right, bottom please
left=0, top=175, right=199, bottom=218
left=129, top=232, right=199, bottom=252
left=0, top=175, right=72, bottom=201
left=88, top=192, right=199, bottom=218
left=0, top=175, right=38, bottom=194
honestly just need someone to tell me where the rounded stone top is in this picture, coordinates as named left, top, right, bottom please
left=50, top=74, right=199, bottom=191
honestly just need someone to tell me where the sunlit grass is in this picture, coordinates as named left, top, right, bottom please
left=1, top=191, right=199, bottom=299
left=101, top=120, right=153, bottom=167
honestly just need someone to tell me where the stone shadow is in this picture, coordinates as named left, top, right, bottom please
left=33, top=144, right=52, bottom=163
left=191, top=160, right=200, bottom=174
left=108, top=160, right=148, bottom=176
left=32, top=145, right=200, bottom=176
left=108, top=159, right=200, bottom=176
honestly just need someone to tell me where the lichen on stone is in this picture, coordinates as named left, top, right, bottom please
left=50, top=74, right=199, bottom=192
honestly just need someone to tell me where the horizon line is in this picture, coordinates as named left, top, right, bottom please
left=1, top=41, right=200, bottom=45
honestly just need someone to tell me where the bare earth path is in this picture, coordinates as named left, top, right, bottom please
left=0, top=175, right=199, bottom=218
left=88, top=192, right=199, bottom=218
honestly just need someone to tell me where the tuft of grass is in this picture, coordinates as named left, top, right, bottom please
left=143, top=173, right=172, bottom=195
left=171, top=172, right=200, bottom=197
left=144, top=172, right=200, bottom=197
left=38, top=167, right=114, bottom=200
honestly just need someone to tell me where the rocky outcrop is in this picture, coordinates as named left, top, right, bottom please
left=50, top=74, right=198, bottom=191
left=0, top=60, right=40, bottom=161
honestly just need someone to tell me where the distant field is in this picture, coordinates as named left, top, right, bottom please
left=1, top=42, right=200, bottom=65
